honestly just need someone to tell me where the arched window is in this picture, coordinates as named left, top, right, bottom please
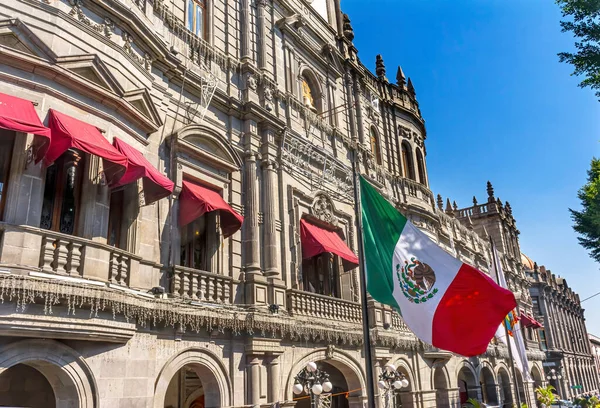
left=401, top=142, right=415, bottom=180
left=370, top=127, right=382, bottom=165
left=416, top=148, right=426, bottom=185
left=301, top=73, right=321, bottom=113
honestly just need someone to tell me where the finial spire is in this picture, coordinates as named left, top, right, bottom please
left=487, top=181, right=495, bottom=202
left=376, top=55, right=386, bottom=80
left=453, top=200, right=458, bottom=211
left=473, top=196, right=478, bottom=206
left=445, top=198, right=453, bottom=216
left=407, top=77, right=416, bottom=96
left=396, top=66, right=406, bottom=87
left=342, top=14, right=355, bottom=42
left=437, top=194, right=443, bottom=210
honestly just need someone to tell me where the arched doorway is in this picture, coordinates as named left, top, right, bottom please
left=0, top=339, right=98, bottom=408
left=458, top=366, right=478, bottom=405
left=480, top=366, right=498, bottom=405
left=0, top=364, right=56, bottom=408
left=295, top=361, right=349, bottom=408
left=498, top=368, right=513, bottom=408
left=531, top=366, right=543, bottom=407
left=515, top=370, right=526, bottom=405
left=154, top=349, right=231, bottom=408
left=434, top=367, right=451, bottom=408
left=395, top=366, right=414, bottom=408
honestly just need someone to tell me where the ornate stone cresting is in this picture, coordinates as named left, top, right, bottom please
left=68, top=0, right=114, bottom=38
left=342, top=13, right=354, bottom=42
left=312, top=194, right=337, bottom=226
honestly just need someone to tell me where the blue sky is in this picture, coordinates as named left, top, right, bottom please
left=341, top=0, right=600, bottom=335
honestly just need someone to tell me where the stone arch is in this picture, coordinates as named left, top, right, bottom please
left=432, top=365, right=452, bottom=408
left=497, top=366, right=513, bottom=407
left=284, top=348, right=366, bottom=403
left=479, top=364, right=498, bottom=405
left=175, top=124, right=243, bottom=170
left=415, top=147, right=426, bottom=185
left=0, top=338, right=98, bottom=408
left=457, top=362, right=478, bottom=404
left=299, top=66, right=324, bottom=113
left=153, top=347, right=231, bottom=408
left=401, top=141, right=415, bottom=180
left=390, top=357, right=417, bottom=408
left=531, top=364, right=543, bottom=388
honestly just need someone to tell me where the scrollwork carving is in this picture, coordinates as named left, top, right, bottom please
left=69, top=0, right=114, bottom=38
left=312, top=194, right=336, bottom=226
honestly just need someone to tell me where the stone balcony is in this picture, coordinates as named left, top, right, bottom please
left=0, top=222, right=158, bottom=290
left=170, top=266, right=233, bottom=304
left=286, top=289, right=362, bottom=324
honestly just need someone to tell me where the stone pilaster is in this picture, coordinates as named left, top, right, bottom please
left=256, top=0, right=269, bottom=71
left=267, top=354, right=281, bottom=404
left=241, top=0, right=252, bottom=62
left=262, top=158, right=278, bottom=277
left=247, top=356, right=262, bottom=406
left=243, top=151, right=261, bottom=275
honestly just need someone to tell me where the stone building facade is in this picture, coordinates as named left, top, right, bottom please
left=525, top=262, right=599, bottom=399
left=0, top=0, right=554, bottom=407
left=590, top=334, right=600, bottom=388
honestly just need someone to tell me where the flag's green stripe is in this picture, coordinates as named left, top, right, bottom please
left=360, top=176, right=407, bottom=311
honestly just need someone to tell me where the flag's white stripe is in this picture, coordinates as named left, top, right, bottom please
left=391, top=221, right=462, bottom=344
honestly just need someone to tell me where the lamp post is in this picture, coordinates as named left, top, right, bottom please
left=546, top=368, right=564, bottom=407
left=293, top=362, right=333, bottom=408
left=378, top=363, right=410, bottom=408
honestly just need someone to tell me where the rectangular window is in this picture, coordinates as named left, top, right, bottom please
left=186, top=0, right=206, bottom=39
left=0, top=130, right=16, bottom=221
left=302, top=253, right=340, bottom=298
left=40, top=150, right=84, bottom=235
left=107, top=189, right=125, bottom=249
left=532, top=296, right=542, bottom=315
left=539, top=329, right=548, bottom=351
left=180, top=215, right=208, bottom=270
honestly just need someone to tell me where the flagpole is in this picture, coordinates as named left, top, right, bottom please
left=351, top=148, right=377, bottom=408
left=489, top=236, right=523, bottom=408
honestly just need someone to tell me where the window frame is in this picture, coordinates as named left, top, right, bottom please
left=187, top=0, right=207, bottom=40
left=370, top=127, right=382, bottom=166
left=0, top=130, right=16, bottom=221
left=40, top=149, right=85, bottom=235
left=107, top=188, right=125, bottom=249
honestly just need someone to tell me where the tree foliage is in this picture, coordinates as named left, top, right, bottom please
left=556, top=0, right=600, bottom=99
left=570, top=158, right=600, bottom=263
left=535, top=385, right=556, bottom=407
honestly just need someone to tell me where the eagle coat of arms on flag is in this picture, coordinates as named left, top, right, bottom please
left=396, top=257, right=439, bottom=303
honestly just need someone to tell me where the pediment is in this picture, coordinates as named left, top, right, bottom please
left=123, top=88, right=163, bottom=127
left=0, top=19, right=56, bottom=60
left=57, top=54, right=123, bottom=94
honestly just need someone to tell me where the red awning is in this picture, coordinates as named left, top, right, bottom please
left=520, top=312, right=543, bottom=329
left=179, top=180, right=243, bottom=238
left=0, top=92, right=51, bottom=163
left=46, top=109, right=128, bottom=185
left=112, top=138, right=174, bottom=205
left=300, top=219, right=359, bottom=271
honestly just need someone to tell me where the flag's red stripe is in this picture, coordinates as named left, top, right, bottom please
left=431, top=263, right=517, bottom=357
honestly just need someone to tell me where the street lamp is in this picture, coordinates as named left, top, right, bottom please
left=293, top=362, right=333, bottom=408
left=378, top=363, right=410, bottom=408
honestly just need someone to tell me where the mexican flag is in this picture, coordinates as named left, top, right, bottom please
left=360, top=176, right=517, bottom=356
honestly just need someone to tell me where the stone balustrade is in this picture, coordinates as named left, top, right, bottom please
left=391, top=311, right=411, bottom=332
left=401, top=178, right=435, bottom=209
left=171, top=266, right=233, bottom=304
left=0, top=223, right=147, bottom=288
left=286, top=289, right=362, bottom=323
left=40, top=231, right=85, bottom=276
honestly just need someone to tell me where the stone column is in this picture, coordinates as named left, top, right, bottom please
left=353, top=76, right=365, bottom=145
left=241, top=0, right=252, bottom=62
left=243, top=151, right=261, bottom=275
left=247, top=356, right=261, bottom=406
left=256, top=0, right=269, bottom=71
left=262, top=158, right=279, bottom=277
left=267, top=354, right=281, bottom=403
left=206, top=212, right=220, bottom=273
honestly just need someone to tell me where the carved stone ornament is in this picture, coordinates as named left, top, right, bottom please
left=247, top=74, right=258, bottom=91
left=325, top=344, right=335, bottom=360
left=399, top=126, right=412, bottom=140
left=312, top=195, right=336, bottom=226
left=342, top=14, right=354, bottom=42
left=122, top=31, right=152, bottom=71
left=69, top=0, right=114, bottom=38
left=264, top=86, right=273, bottom=101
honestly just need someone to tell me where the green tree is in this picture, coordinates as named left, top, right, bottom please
left=556, top=0, right=600, bottom=99
left=570, top=158, right=600, bottom=263
left=535, top=385, right=556, bottom=407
